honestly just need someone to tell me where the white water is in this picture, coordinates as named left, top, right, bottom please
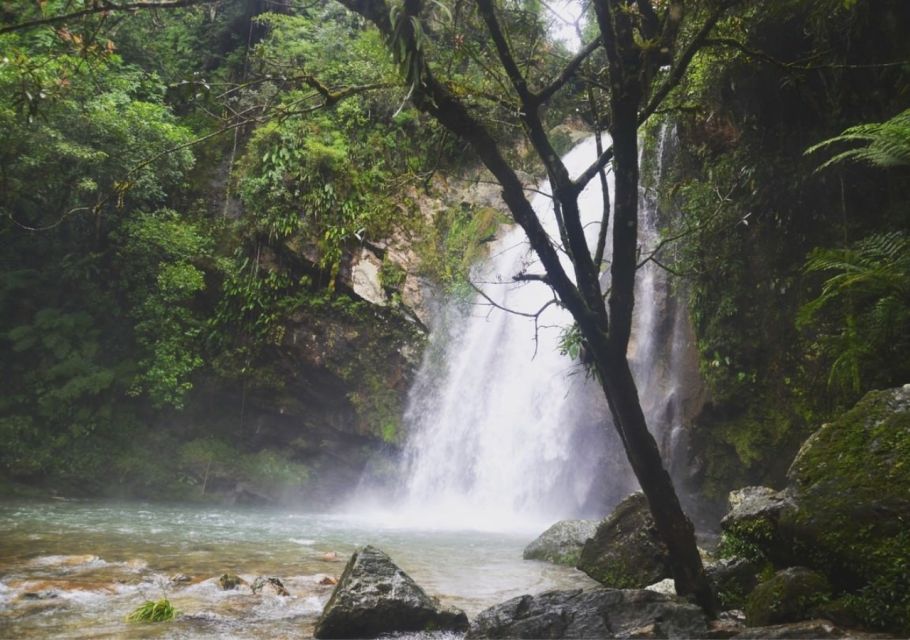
left=385, top=133, right=695, bottom=532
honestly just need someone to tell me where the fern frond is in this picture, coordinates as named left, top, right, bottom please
left=806, top=109, right=910, bottom=171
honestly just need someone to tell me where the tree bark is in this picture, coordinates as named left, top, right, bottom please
left=335, top=0, right=719, bottom=615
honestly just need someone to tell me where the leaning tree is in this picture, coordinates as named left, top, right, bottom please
left=329, top=0, right=745, bottom=612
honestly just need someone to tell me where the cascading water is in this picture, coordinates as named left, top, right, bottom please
left=385, top=132, right=699, bottom=531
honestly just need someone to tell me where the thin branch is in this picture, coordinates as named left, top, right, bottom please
left=573, top=0, right=737, bottom=194
left=468, top=280, right=557, bottom=319
left=640, top=1, right=738, bottom=126
left=535, top=38, right=602, bottom=105
left=0, top=0, right=215, bottom=35
left=512, top=272, right=550, bottom=284
left=6, top=206, right=92, bottom=232
left=469, top=280, right=560, bottom=359
left=704, top=37, right=910, bottom=71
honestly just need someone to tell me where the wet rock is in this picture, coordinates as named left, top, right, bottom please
left=578, top=493, right=672, bottom=588
left=704, top=611, right=747, bottom=639
left=706, top=556, right=760, bottom=610
left=744, top=567, right=831, bottom=627
left=643, top=578, right=676, bottom=596
left=720, top=487, right=799, bottom=567
left=523, top=519, right=599, bottom=566
left=319, top=575, right=338, bottom=586
left=218, top=574, right=247, bottom=590
left=250, top=576, right=290, bottom=596
left=720, top=386, right=910, bottom=634
left=467, top=588, right=707, bottom=639
left=731, top=619, right=846, bottom=638
left=314, top=545, right=468, bottom=639
left=21, top=590, right=59, bottom=600
left=170, top=573, right=192, bottom=584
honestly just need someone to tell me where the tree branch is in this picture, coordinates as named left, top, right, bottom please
left=640, top=1, right=737, bottom=123
left=0, top=0, right=214, bottom=35
left=704, top=37, right=910, bottom=71
left=535, top=38, right=602, bottom=105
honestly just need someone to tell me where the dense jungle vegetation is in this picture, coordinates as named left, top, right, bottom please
left=1, top=0, right=908, bottom=526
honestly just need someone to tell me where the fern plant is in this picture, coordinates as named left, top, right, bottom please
left=800, top=110, right=910, bottom=394
left=798, top=232, right=910, bottom=392
left=806, top=108, right=910, bottom=171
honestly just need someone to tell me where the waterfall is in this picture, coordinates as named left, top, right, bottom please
left=379, top=133, right=699, bottom=532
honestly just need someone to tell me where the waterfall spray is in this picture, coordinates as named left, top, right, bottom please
left=369, top=132, right=698, bottom=532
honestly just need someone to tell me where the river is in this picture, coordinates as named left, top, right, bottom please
left=0, top=499, right=595, bottom=638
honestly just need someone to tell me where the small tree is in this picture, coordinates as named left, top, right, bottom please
left=331, top=0, right=741, bottom=611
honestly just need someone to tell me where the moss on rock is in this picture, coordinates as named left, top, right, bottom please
left=721, top=386, right=910, bottom=634
left=745, top=567, right=831, bottom=627
left=781, top=385, right=910, bottom=633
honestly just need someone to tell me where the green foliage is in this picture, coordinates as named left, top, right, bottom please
left=126, top=598, right=177, bottom=623
left=744, top=568, right=831, bottom=627
left=718, top=519, right=774, bottom=564
left=798, top=232, right=910, bottom=393
left=116, top=209, right=212, bottom=407
left=807, top=109, right=910, bottom=171
left=177, top=437, right=309, bottom=495
left=416, top=204, right=506, bottom=294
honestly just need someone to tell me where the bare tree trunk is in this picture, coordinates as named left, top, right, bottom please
left=335, top=0, right=721, bottom=615
left=598, top=352, right=715, bottom=612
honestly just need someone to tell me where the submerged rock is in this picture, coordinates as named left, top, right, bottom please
left=314, top=545, right=468, bottom=639
left=744, top=567, right=831, bottom=627
left=467, top=588, right=707, bottom=639
left=523, top=519, right=599, bottom=566
left=250, top=576, right=290, bottom=596
left=577, top=493, right=671, bottom=588
left=218, top=574, right=246, bottom=590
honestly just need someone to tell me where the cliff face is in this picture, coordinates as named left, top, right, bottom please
left=660, top=0, right=910, bottom=516
left=182, top=289, right=425, bottom=508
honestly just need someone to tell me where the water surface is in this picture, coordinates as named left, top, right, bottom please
left=0, top=499, right=596, bottom=638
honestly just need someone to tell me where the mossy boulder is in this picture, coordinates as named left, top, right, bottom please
left=744, top=567, right=831, bottom=627
left=218, top=573, right=246, bottom=590
left=719, top=486, right=798, bottom=566
left=523, top=519, right=599, bottom=566
left=782, top=384, right=910, bottom=633
left=720, top=385, right=910, bottom=634
left=577, top=492, right=671, bottom=589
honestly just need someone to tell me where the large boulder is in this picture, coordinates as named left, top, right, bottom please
left=467, top=588, right=707, bottom=639
left=719, top=385, right=910, bottom=634
left=577, top=493, right=671, bottom=588
left=523, top=519, right=599, bottom=566
left=744, top=567, right=831, bottom=627
left=313, top=545, right=468, bottom=639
